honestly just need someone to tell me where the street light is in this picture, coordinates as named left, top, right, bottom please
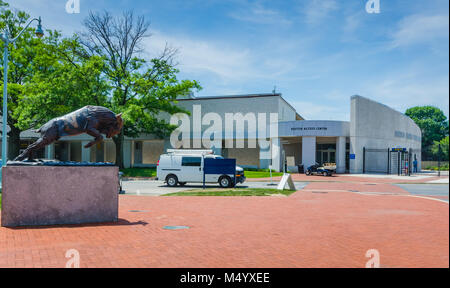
left=0, top=16, right=43, bottom=167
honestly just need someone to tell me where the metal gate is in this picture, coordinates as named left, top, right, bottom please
left=363, top=148, right=390, bottom=174
left=389, top=148, right=412, bottom=176
left=363, top=147, right=413, bottom=175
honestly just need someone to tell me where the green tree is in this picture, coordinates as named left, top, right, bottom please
left=1, top=3, right=109, bottom=160
left=16, top=35, right=109, bottom=131
left=405, top=106, right=449, bottom=156
left=432, top=136, right=449, bottom=161
left=0, top=5, right=47, bottom=159
left=80, top=11, right=200, bottom=168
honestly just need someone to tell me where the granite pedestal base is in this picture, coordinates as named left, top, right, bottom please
left=1, top=166, right=119, bottom=227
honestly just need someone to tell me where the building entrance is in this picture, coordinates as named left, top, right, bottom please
left=316, top=144, right=336, bottom=165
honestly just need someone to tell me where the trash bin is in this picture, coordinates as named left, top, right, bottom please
left=297, top=164, right=304, bottom=174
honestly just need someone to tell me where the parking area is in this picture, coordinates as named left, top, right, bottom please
left=395, top=184, right=449, bottom=202
left=122, top=180, right=309, bottom=196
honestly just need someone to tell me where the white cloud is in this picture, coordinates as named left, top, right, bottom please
left=302, top=0, right=338, bottom=26
left=143, top=30, right=301, bottom=84
left=391, top=14, right=449, bottom=48
left=340, top=11, right=365, bottom=43
left=229, top=2, right=292, bottom=26
left=144, top=30, right=262, bottom=82
left=359, top=74, right=449, bottom=117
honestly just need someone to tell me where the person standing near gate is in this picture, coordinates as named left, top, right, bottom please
left=413, top=157, right=418, bottom=173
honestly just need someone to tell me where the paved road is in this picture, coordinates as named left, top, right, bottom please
left=395, top=184, right=449, bottom=202
left=122, top=180, right=308, bottom=196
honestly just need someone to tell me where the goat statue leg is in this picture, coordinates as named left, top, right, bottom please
left=84, top=128, right=104, bottom=149
left=14, top=137, right=52, bottom=162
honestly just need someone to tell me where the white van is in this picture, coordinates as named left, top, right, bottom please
left=156, top=150, right=246, bottom=188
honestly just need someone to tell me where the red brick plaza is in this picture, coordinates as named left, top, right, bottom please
left=0, top=175, right=448, bottom=268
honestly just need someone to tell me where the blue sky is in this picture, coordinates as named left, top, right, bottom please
left=7, top=0, right=450, bottom=120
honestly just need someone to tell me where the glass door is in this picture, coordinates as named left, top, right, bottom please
left=322, top=151, right=329, bottom=163
left=317, top=143, right=337, bottom=165
left=320, top=150, right=336, bottom=165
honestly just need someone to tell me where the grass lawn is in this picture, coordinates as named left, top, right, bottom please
left=121, top=167, right=156, bottom=178
left=162, top=188, right=296, bottom=197
left=245, top=171, right=284, bottom=178
left=425, top=165, right=449, bottom=171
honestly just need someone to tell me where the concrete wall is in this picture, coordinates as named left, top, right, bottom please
left=168, top=95, right=296, bottom=145
left=283, top=142, right=302, bottom=172
left=226, top=146, right=260, bottom=168
left=161, top=95, right=298, bottom=168
left=278, top=98, right=298, bottom=122
left=302, top=137, right=317, bottom=169
left=139, top=140, right=165, bottom=165
left=349, top=96, right=422, bottom=174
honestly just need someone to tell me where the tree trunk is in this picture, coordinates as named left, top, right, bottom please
left=8, top=126, right=21, bottom=161
left=113, top=131, right=125, bottom=169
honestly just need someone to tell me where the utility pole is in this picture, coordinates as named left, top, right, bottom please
left=438, top=144, right=441, bottom=177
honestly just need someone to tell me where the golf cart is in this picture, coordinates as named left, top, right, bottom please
left=305, top=163, right=336, bottom=177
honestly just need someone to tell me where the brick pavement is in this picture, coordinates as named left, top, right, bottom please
left=0, top=182, right=448, bottom=268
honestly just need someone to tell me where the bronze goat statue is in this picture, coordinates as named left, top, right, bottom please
left=14, top=106, right=123, bottom=161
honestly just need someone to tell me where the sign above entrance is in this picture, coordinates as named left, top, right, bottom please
left=279, top=120, right=350, bottom=138
left=391, top=148, right=407, bottom=152
left=291, top=127, right=328, bottom=131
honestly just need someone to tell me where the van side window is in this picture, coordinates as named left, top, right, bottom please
left=182, top=157, right=202, bottom=167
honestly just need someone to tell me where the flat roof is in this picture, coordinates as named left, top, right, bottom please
left=177, top=93, right=304, bottom=120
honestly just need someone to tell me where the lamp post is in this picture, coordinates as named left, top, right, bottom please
left=0, top=17, right=44, bottom=167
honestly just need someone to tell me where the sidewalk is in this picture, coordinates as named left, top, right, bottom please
left=248, top=173, right=448, bottom=184
left=0, top=182, right=448, bottom=268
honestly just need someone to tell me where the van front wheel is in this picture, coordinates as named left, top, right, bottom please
left=166, top=175, right=178, bottom=187
left=219, top=176, right=233, bottom=188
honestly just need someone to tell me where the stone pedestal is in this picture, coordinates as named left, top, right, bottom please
left=1, top=166, right=119, bottom=227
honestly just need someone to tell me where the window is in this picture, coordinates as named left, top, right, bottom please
left=182, top=157, right=202, bottom=167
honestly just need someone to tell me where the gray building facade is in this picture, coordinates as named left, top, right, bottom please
left=1, top=94, right=422, bottom=174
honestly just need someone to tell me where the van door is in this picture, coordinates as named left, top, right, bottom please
left=180, top=156, right=203, bottom=182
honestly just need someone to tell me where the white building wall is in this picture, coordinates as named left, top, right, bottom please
left=336, top=136, right=346, bottom=174
left=302, top=137, right=317, bottom=169
left=172, top=95, right=284, bottom=144
left=349, top=96, right=422, bottom=174
left=166, top=95, right=297, bottom=168
left=278, top=98, right=297, bottom=122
